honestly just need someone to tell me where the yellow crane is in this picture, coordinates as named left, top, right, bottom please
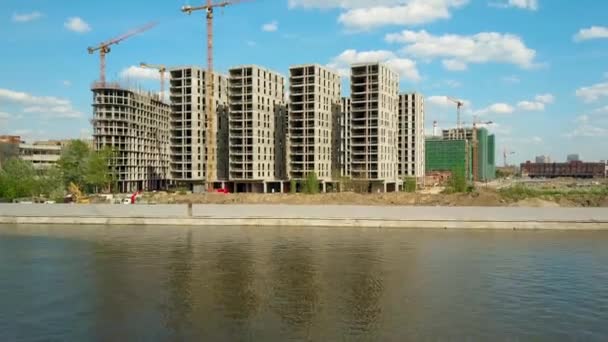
left=181, top=0, right=250, bottom=191
left=139, top=62, right=167, bottom=100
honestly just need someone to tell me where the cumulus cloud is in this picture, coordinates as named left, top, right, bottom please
left=490, top=0, right=538, bottom=11
left=262, top=21, right=278, bottom=32
left=385, top=30, right=537, bottom=70
left=120, top=65, right=161, bottom=81
left=574, top=26, right=608, bottom=42
left=0, top=88, right=82, bottom=119
left=289, top=0, right=469, bottom=31
left=64, top=17, right=91, bottom=33
left=12, top=11, right=43, bottom=23
left=476, top=103, right=515, bottom=116
left=516, top=93, right=555, bottom=111
left=327, top=49, right=421, bottom=81
left=576, top=82, right=608, bottom=103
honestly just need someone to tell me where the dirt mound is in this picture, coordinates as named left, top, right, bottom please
left=510, top=198, right=560, bottom=208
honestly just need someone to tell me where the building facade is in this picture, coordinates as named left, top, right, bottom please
left=228, top=65, right=285, bottom=192
left=339, top=97, right=352, bottom=178
left=288, top=64, right=341, bottom=183
left=350, top=63, right=400, bottom=192
left=398, top=93, right=425, bottom=184
left=169, top=66, right=228, bottom=191
left=19, top=142, right=62, bottom=169
left=92, top=83, right=170, bottom=193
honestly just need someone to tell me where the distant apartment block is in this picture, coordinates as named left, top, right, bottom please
left=339, top=97, right=352, bottom=178
left=398, top=93, right=425, bottom=183
left=19, top=142, right=62, bottom=169
left=169, top=66, right=228, bottom=191
left=228, top=65, right=285, bottom=192
left=92, top=83, right=170, bottom=193
left=288, top=64, right=341, bottom=183
left=350, top=63, right=400, bottom=192
left=535, top=155, right=552, bottom=164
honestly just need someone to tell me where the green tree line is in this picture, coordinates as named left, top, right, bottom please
left=0, top=140, right=115, bottom=201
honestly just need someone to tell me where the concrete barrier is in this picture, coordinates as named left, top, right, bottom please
left=1, top=204, right=608, bottom=230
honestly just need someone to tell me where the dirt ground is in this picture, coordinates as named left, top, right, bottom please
left=140, top=188, right=608, bottom=208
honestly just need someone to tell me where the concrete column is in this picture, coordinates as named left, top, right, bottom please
left=280, top=182, right=284, bottom=193
left=322, top=182, right=327, bottom=193
left=263, top=182, right=268, bottom=193
left=383, top=182, right=387, bottom=193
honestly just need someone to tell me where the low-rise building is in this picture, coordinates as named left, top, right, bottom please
left=19, top=143, right=62, bottom=169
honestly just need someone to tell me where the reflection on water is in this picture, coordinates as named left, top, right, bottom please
left=1, top=225, right=608, bottom=341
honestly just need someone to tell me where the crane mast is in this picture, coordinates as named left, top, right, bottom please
left=88, top=22, right=157, bottom=85
left=181, top=0, right=247, bottom=190
left=140, top=63, right=167, bottom=101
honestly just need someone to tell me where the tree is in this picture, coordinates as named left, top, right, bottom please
left=37, top=166, right=65, bottom=202
left=85, top=147, right=115, bottom=193
left=446, top=166, right=467, bottom=193
left=404, top=177, right=417, bottom=193
left=0, top=158, right=37, bottom=201
left=58, top=140, right=91, bottom=189
left=304, top=172, right=319, bottom=194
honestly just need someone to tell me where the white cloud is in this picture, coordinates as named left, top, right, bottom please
left=502, top=75, right=520, bottom=84
left=566, top=122, right=608, bottom=138
left=262, top=21, right=278, bottom=32
left=64, top=17, right=91, bottom=33
left=427, top=95, right=471, bottom=108
left=576, top=82, right=608, bottom=103
left=442, top=59, right=468, bottom=71
left=22, top=106, right=82, bottom=119
left=62, top=80, right=72, bottom=87
left=289, top=0, right=469, bottom=31
left=386, top=30, right=537, bottom=70
left=491, top=0, right=538, bottom=11
left=476, top=103, right=515, bottom=116
left=593, top=106, right=608, bottom=115
left=120, top=66, right=160, bottom=81
left=327, top=49, right=421, bottom=81
left=515, top=93, right=555, bottom=111
left=0, top=112, right=10, bottom=121
left=534, top=93, right=554, bottom=104
left=12, top=11, right=43, bottom=23
left=0, top=88, right=82, bottom=119
left=574, top=26, right=608, bottom=42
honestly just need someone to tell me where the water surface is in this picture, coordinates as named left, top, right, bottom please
left=1, top=225, right=607, bottom=341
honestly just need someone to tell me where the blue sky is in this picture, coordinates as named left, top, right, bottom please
left=1, top=0, right=607, bottom=163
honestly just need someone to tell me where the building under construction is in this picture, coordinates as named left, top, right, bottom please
left=350, top=62, right=400, bottom=192
left=169, top=66, right=228, bottom=192
left=92, top=82, right=170, bottom=193
left=425, top=137, right=474, bottom=181
left=441, top=127, right=496, bottom=182
left=521, top=161, right=607, bottom=178
left=228, top=65, right=286, bottom=193
left=288, top=64, right=341, bottom=188
left=398, top=93, right=425, bottom=185
left=339, top=97, right=352, bottom=178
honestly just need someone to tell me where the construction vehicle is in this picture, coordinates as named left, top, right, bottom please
left=181, top=0, right=250, bottom=191
left=140, top=62, right=167, bottom=101
left=88, top=22, right=158, bottom=84
left=66, top=182, right=90, bottom=204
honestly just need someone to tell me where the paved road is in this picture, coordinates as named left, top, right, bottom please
left=1, top=204, right=607, bottom=222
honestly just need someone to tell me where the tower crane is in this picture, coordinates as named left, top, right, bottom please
left=503, top=148, right=516, bottom=167
left=447, top=96, right=465, bottom=130
left=87, top=22, right=158, bottom=85
left=181, top=0, right=250, bottom=191
left=140, top=62, right=167, bottom=101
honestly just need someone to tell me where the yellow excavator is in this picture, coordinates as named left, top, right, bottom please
left=67, top=182, right=90, bottom=204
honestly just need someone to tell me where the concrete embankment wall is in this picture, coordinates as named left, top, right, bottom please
left=1, top=204, right=608, bottom=230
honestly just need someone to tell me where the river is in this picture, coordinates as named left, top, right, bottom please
left=1, top=225, right=607, bottom=340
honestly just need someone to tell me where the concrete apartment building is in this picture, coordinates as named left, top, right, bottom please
left=350, top=63, right=400, bottom=192
left=288, top=64, right=341, bottom=187
left=169, top=66, right=229, bottom=192
left=19, top=141, right=62, bottom=169
left=339, top=97, right=352, bottom=178
left=92, top=83, right=170, bottom=193
left=398, top=93, right=425, bottom=184
left=228, top=65, right=286, bottom=193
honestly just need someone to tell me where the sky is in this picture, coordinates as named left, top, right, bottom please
left=1, top=0, right=607, bottom=164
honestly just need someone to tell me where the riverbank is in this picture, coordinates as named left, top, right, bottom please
left=1, top=204, right=608, bottom=230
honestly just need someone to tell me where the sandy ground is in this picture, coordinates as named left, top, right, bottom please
left=140, top=188, right=608, bottom=208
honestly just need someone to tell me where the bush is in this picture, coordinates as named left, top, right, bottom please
left=290, top=179, right=297, bottom=194
left=445, top=166, right=468, bottom=194
left=403, top=177, right=416, bottom=193
left=304, top=172, right=319, bottom=194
